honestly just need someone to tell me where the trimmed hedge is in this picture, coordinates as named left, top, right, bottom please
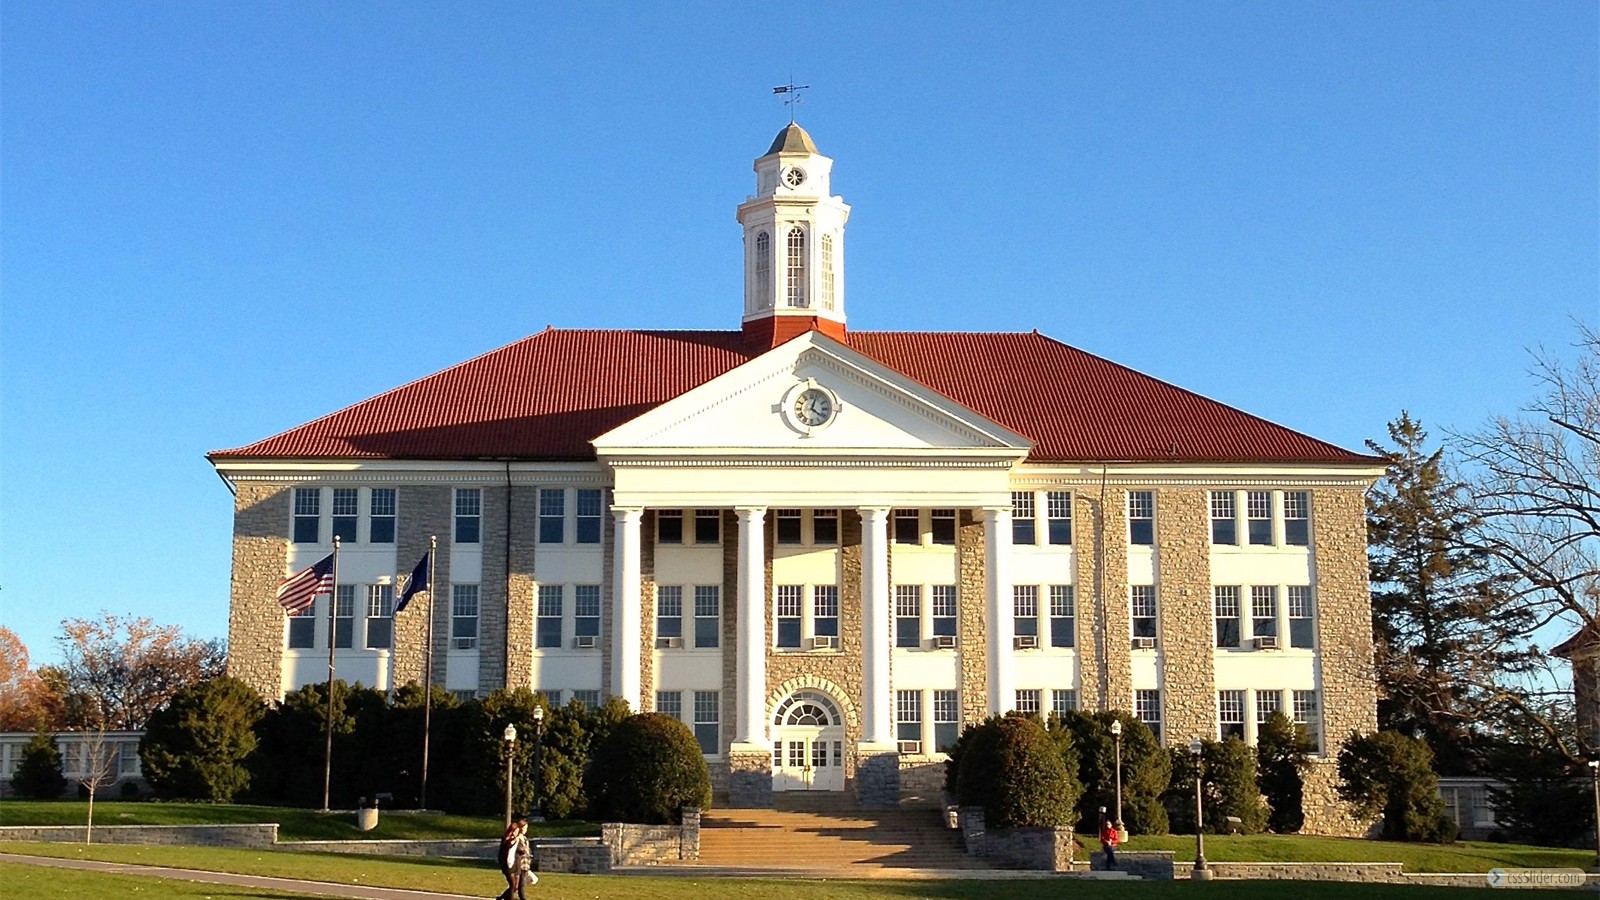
left=140, top=676, right=265, bottom=802
left=585, top=712, right=711, bottom=824
left=953, top=712, right=1077, bottom=829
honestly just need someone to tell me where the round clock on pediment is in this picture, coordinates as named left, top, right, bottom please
left=781, top=379, right=840, bottom=434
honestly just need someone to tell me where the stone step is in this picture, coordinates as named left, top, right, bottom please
left=689, top=806, right=985, bottom=872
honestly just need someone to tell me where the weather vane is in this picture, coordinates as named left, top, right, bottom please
left=772, top=79, right=810, bottom=123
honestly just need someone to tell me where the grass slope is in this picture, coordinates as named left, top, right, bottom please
left=1111, top=833, right=1593, bottom=872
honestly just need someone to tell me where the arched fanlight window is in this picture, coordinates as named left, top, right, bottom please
left=821, top=234, right=835, bottom=311
left=773, top=690, right=842, bottom=727
left=786, top=225, right=808, bottom=309
left=754, top=232, right=772, bottom=309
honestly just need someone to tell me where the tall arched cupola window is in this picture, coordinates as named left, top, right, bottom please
left=785, top=225, right=808, bottom=309
left=821, top=234, right=835, bottom=311
left=755, top=232, right=773, bottom=309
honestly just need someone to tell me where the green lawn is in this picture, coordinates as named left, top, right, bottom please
left=0, top=800, right=595, bottom=841
left=1107, top=832, right=1595, bottom=873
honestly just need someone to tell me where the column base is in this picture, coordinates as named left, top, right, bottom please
left=727, top=747, right=773, bottom=808
left=855, top=743, right=901, bottom=807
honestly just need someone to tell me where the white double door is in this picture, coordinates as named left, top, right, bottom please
left=772, top=725, right=845, bottom=791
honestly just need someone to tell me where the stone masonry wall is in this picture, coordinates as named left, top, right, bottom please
left=1155, top=489, right=1215, bottom=746
left=394, top=486, right=452, bottom=689
left=478, top=484, right=510, bottom=693
left=956, top=510, right=988, bottom=722
left=1073, top=489, right=1131, bottom=711
left=638, top=510, right=657, bottom=712
left=227, top=483, right=292, bottom=700
left=503, top=486, right=538, bottom=691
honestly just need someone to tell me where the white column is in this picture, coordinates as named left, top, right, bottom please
left=859, top=507, right=894, bottom=747
left=982, top=506, right=1015, bottom=715
left=611, top=507, right=643, bottom=710
left=734, top=507, right=769, bottom=749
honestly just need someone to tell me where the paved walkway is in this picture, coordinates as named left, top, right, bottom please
left=0, top=852, right=486, bottom=900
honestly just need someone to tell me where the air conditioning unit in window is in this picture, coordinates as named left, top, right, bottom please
left=1131, top=636, right=1158, bottom=650
left=897, top=740, right=922, bottom=755
left=1252, top=636, right=1279, bottom=650
left=656, top=636, right=684, bottom=649
left=808, top=635, right=839, bottom=651
left=1013, top=635, right=1038, bottom=650
left=931, top=635, right=957, bottom=650
left=574, top=635, right=598, bottom=649
left=452, top=638, right=477, bottom=651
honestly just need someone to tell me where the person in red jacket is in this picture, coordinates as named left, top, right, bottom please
left=1099, top=818, right=1119, bottom=869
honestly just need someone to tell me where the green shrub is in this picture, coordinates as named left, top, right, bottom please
left=1257, top=711, right=1309, bottom=833
left=247, top=679, right=384, bottom=808
left=585, top=712, right=711, bottom=824
left=954, top=712, right=1077, bottom=829
left=1061, top=709, right=1170, bottom=834
left=11, top=729, right=65, bottom=799
left=140, top=676, right=265, bottom=802
left=1164, top=739, right=1267, bottom=834
left=1338, top=730, right=1457, bottom=843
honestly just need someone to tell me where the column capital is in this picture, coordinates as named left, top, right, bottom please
left=609, top=506, right=644, bottom=521
left=858, top=507, right=891, bottom=522
left=980, top=505, right=1012, bottom=520
left=734, top=506, right=768, bottom=522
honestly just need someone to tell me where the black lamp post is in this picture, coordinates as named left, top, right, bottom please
left=530, top=706, right=546, bottom=822
left=502, top=723, right=517, bottom=829
left=1190, top=739, right=1211, bottom=881
left=1110, top=718, right=1126, bottom=841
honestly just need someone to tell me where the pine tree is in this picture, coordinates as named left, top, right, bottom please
left=11, top=728, right=66, bottom=799
left=1256, top=711, right=1308, bottom=833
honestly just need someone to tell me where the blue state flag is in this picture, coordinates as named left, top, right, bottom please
left=396, top=553, right=430, bottom=613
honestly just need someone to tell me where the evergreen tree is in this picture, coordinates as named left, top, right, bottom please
left=1337, top=730, right=1456, bottom=843
left=140, top=676, right=265, bottom=802
left=1061, top=709, right=1170, bottom=834
left=1256, top=711, right=1309, bottom=833
left=11, top=728, right=66, bottom=799
left=1162, top=738, right=1268, bottom=834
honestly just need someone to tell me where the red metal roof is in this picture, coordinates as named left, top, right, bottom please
left=209, top=328, right=1373, bottom=465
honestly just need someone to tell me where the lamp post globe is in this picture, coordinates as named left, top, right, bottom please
left=1189, top=738, right=1211, bottom=881
left=1110, top=718, right=1126, bottom=841
left=502, top=724, right=518, bottom=828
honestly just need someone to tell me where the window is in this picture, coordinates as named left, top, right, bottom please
left=1130, top=586, right=1158, bottom=639
left=1293, top=690, right=1322, bottom=752
left=365, top=584, right=393, bottom=649
left=821, top=233, right=835, bottom=310
left=933, top=690, right=959, bottom=752
left=293, top=488, right=320, bottom=543
left=536, top=585, right=563, bottom=649
left=451, top=689, right=478, bottom=702
left=1049, top=585, right=1075, bottom=648
left=813, top=585, right=839, bottom=638
left=539, top=489, right=565, bottom=544
left=118, top=741, right=140, bottom=776
left=776, top=585, right=803, bottom=648
left=1128, top=492, right=1155, bottom=545
left=1247, top=491, right=1273, bottom=545
left=776, top=509, right=803, bottom=544
left=930, top=509, right=956, bottom=545
left=1135, top=689, right=1162, bottom=742
left=369, top=489, right=396, bottom=543
left=1210, top=491, right=1237, bottom=545
left=1255, top=689, right=1282, bottom=726
left=896, top=691, right=922, bottom=748
left=1051, top=689, right=1078, bottom=719
left=694, top=509, right=720, bottom=544
left=1219, top=690, right=1246, bottom=740
left=287, top=603, right=316, bottom=649
left=896, top=585, right=922, bottom=648
left=931, top=585, right=957, bottom=639
left=1288, top=587, right=1315, bottom=648
left=1015, top=689, right=1042, bottom=716
left=1251, top=586, right=1278, bottom=640
left=333, top=585, right=355, bottom=649
left=1011, top=491, right=1036, bottom=544
left=575, top=489, right=603, bottom=544
left=451, top=584, right=479, bottom=650
left=694, top=586, right=720, bottom=648
left=539, top=689, right=563, bottom=707
left=332, top=488, right=359, bottom=543
left=813, top=509, right=838, bottom=545
left=893, top=508, right=920, bottom=544
left=455, top=489, right=481, bottom=544
left=693, top=690, right=719, bottom=754
left=1046, top=492, right=1072, bottom=545
left=657, top=690, right=682, bottom=720
left=1285, top=492, right=1310, bottom=546
left=573, top=690, right=601, bottom=711
left=1013, top=585, right=1039, bottom=639
left=658, top=509, right=683, bottom=544
left=785, top=225, right=807, bottom=308
left=574, top=585, right=601, bottom=642
left=656, top=586, right=683, bottom=641
left=755, top=232, right=772, bottom=308
left=1214, top=586, right=1242, bottom=648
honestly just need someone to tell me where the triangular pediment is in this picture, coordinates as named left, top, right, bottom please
left=592, top=332, right=1032, bottom=458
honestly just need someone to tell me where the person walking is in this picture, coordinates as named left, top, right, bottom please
left=1099, top=818, right=1119, bottom=870
left=497, top=814, right=537, bottom=898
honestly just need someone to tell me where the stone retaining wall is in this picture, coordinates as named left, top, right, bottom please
left=600, top=808, right=700, bottom=865
left=0, top=824, right=278, bottom=848
left=283, top=838, right=495, bottom=858
left=955, top=807, right=1074, bottom=872
left=532, top=838, right=610, bottom=873
left=1092, top=849, right=1175, bottom=879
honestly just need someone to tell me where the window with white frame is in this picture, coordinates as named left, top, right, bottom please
left=1128, top=491, right=1155, bottom=545
left=821, top=233, right=835, bottom=310
left=1210, top=491, right=1237, bottom=545
left=370, top=489, right=396, bottom=543
left=451, top=584, right=479, bottom=649
left=813, top=586, right=839, bottom=639
left=1247, top=491, right=1273, bottom=545
left=539, top=689, right=563, bottom=707
left=332, top=488, right=359, bottom=543
left=1293, top=690, right=1322, bottom=752
left=333, top=585, right=355, bottom=648
left=776, top=508, right=803, bottom=544
left=1251, top=586, right=1278, bottom=641
left=933, top=690, right=959, bottom=752
left=930, top=508, right=957, bottom=545
left=755, top=232, right=772, bottom=308
left=1015, top=689, right=1042, bottom=715
left=1012, top=491, right=1036, bottom=544
left=365, top=584, right=393, bottom=650
left=287, top=603, right=316, bottom=649
left=896, top=690, right=922, bottom=750
left=294, top=488, right=320, bottom=543
left=658, top=509, right=683, bottom=544
left=566, top=689, right=596, bottom=710
left=657, top=690, right=682, bottom=720
left=455, top=488, right=481, bottom=544
left=1046, top=491, right=1072, bottom=545
left=694, top=586, right=720, bottom=648
left=1255, top=689, right=1283, bottom=726
left=1288, top=587, right=1315, bottom=648
left=785, top=225, right=808, bottom=308
left=1051, top=689, right=1078, bottom=719
left=118, top=741, right=140, bottom=776
left=536, top=585, right=563, bottom=649
left=813, top=509, right=839, bottom=545
left=1285, top=492, right=1310, bottom=546
left=539, top=489, right=565, bottom=543
left=574, top=585, right=601, bottom=644
left=694, top=690, right=719, bottom=754
left=1218, top=690, right=1246, bottom=740
left=895, top=585, right=921, bottom=648
left=776, top=585, right=803, bottom=648
left=694, top=509, right=720, bottom=544
left=576, top=489, right=603, bottom=544
left=1136, top=689, right=1162, bottom=742
left=1014, top=585, right=1039, bottom=641
left=932, top=585, right=957, bottom=639
left=656, top=586, right=683, bottom=644
left=1214, top=586, right=1242, bottom=648
left=1131, top=586, right=1158, bottom=640
left=1049, top=585, right=1075, bottom=648
left=893, top=508, right=920, bottom=544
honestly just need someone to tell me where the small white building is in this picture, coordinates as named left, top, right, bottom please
left=0, top=731, right=146, bottom=799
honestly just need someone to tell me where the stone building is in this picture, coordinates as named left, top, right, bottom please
left=210, top=122, right=1381, bottom=830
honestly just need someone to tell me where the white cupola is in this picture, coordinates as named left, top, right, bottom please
left=737, top=122, right=851, bottom=349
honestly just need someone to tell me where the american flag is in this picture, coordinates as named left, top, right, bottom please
left=277, top=553, right=335, bottom=614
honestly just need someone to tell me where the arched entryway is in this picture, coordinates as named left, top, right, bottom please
left=770, top=689, right=846, bottom=791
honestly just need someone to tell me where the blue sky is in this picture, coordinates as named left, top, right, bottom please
left=2, top=2, right=1595, bottom=664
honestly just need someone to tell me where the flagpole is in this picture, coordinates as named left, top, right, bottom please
left=323, top=535, right=341, bottom=813
left=386, top=568, right=397, bottom=705
left=420, top=535, right=436, bottom=811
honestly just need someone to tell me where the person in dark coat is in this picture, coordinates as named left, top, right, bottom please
left=497, top=814, right=536, bottom=898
